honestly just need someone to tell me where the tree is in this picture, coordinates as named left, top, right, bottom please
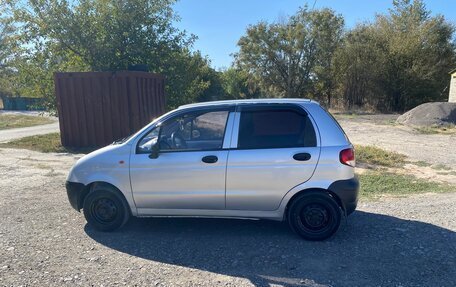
left=220, top=67, right=261, bottom=99
left=334, top=0, right=456, bottom=112
left=378, top=0, right=455, bottom=111
left=311, top=9, right=344, bottom=107
left=333, top=25, right=386, bottom=110
left=165, top=50, right=225, bottom=109
left=8, top=0, right=192, bottom=71
left=4, top=0, right=222, bottom=111
left=0, top=6, right=15, bottom=97
left=235, top=7, right=344, bottom=102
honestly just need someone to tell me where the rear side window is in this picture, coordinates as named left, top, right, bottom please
left=238, top=108, right=317, bottom=149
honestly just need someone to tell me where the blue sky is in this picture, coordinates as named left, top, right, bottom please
left=173, top=0, right=456, bottom=69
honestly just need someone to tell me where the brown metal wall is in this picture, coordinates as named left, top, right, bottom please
left=55, top=71, right=166, bottom=148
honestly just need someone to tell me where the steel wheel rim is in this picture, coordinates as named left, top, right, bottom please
left=91, top=198, right=118, bottom=224
left=299, top=203, right=331, bottom=232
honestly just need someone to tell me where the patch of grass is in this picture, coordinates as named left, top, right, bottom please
left=436, top=171, right=456, bottom=176
left=0, top=114, right=54, bottom=130
left=358, top=171, right=455, bottom=199
left=0, top=133, right=96, bottom=153
left=355, top=145, right=407, bottom=168
left=334, top=113, right=358, bottom=120
left=385, top=119, right=397, bottom=125
left=414, top=125, right=456, bottom=135
left=413, top=161, right=431, bottom=167
left=431, top=164, right=452, bottom=171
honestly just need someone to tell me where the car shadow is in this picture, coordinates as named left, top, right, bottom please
left=85, top=211, right=456, bottom=287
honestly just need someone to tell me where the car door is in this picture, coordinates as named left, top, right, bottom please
left=226, top=104, right=320, bottom=211
left=130, top=106, right=235, bottom=211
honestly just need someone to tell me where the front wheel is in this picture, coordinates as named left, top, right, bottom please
left=287, top=191, right=342, bottom=241
left=83, top=185, right=130, bottom=232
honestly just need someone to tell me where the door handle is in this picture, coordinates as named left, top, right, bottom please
left=293, top=153, right=311, bottom=161
left=202, top=155, right=218, bottom=164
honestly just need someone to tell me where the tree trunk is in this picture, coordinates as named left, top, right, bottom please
left=327, top=90, right=332, bottom=108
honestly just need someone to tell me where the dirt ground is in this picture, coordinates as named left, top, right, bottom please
left=338, top=114, right=456, bottom=185
left=338, top=114, right=456, bottom=169
left=1, top=115, right=456, bottom=287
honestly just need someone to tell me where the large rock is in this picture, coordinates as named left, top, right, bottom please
left=396, top=102, right=456, bottom=126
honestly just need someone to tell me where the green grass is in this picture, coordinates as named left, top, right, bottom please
left=384, top=119, right=398, bottom=126
left=431, top=164, right=452, bottom=171
left=355, top=145, right=407, bottom=167
left=413, top=160, right=431, bottom=167
left=358, top=171, right=455, bottom=199
left=0, top=133, right=95, bottom=153
left=409, top=161, right=453, bottom=171
left=0, top=114, right=54, bottom=130
left=436, top=171, right=456, bottom=176
left=414, top=125, right=456, bottom=135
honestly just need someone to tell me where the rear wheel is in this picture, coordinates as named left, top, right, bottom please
left=83, top=185, right=130, bottom=232
left=287, top=191, right=342, bottom=241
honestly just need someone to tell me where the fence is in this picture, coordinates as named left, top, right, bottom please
left=0, top=96, right=44, bottom=110
left=55, top=71, right=166, bottom=148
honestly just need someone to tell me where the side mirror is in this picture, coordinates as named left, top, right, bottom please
left=148, top=143, right=160, bottom=159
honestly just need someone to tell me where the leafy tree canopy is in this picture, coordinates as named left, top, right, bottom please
left=235, top=6, right=344, bottom=102
left=335, top=0, right=455, bottom=111
left=2, top=0, right=225, bottom=110
left=1, top=0, right=455, bottom=113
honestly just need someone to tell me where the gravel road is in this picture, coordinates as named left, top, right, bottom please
left=0, top=147, right=455, bottom=287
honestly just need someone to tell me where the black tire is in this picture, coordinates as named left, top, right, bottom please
left=287, top=191, right=342, bottom=241
left=83, top=185, right=130, bottom=232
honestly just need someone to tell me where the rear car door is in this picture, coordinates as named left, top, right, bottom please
left=226, top=104, right=320, bottom=211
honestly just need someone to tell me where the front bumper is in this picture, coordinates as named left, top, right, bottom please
left=65, top=181, right=86, bottom=211
left=328, top=177, right=359, bottom=215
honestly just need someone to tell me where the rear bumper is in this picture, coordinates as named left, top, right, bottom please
left=65, top=181, right=86, bottom=211
left=328, top=177, right=359, bottom=215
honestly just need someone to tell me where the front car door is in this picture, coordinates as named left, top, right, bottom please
left=130, top=106, right=235, bottom=212
left=226, top=104, right=320, bottom=211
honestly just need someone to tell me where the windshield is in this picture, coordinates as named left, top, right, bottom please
left=119, top=109, right=179, bottom=145
left=112, top=135, right=133, bottom=144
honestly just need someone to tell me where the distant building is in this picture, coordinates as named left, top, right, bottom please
left=450, top=68, right=456, bottom=103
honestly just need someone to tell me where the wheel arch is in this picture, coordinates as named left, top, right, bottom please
left=81, top=181, right=133, bottom=216
left=283, top=188, right=344, bottom=221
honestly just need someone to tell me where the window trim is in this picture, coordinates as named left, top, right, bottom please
left=236, top=103, right=309, bottom=116
left=135, top=106, right=235, bottom=154
left=231, top=104, right=319, bottom=150
left=228, top=111, right=241, bottom=149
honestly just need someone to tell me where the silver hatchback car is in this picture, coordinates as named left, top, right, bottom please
left=66, top=99, right=358, bottom=240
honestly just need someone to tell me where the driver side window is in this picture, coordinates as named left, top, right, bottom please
left=138, top=110, right=229, bottom=153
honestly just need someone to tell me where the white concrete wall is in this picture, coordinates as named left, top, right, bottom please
left=450, top=73, right=456, bottom=103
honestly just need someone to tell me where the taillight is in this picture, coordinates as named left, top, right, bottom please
left=340, top=148, right=355, bottom=167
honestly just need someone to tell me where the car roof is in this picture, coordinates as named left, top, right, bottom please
left=178, top=98, right=319, bottom=109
